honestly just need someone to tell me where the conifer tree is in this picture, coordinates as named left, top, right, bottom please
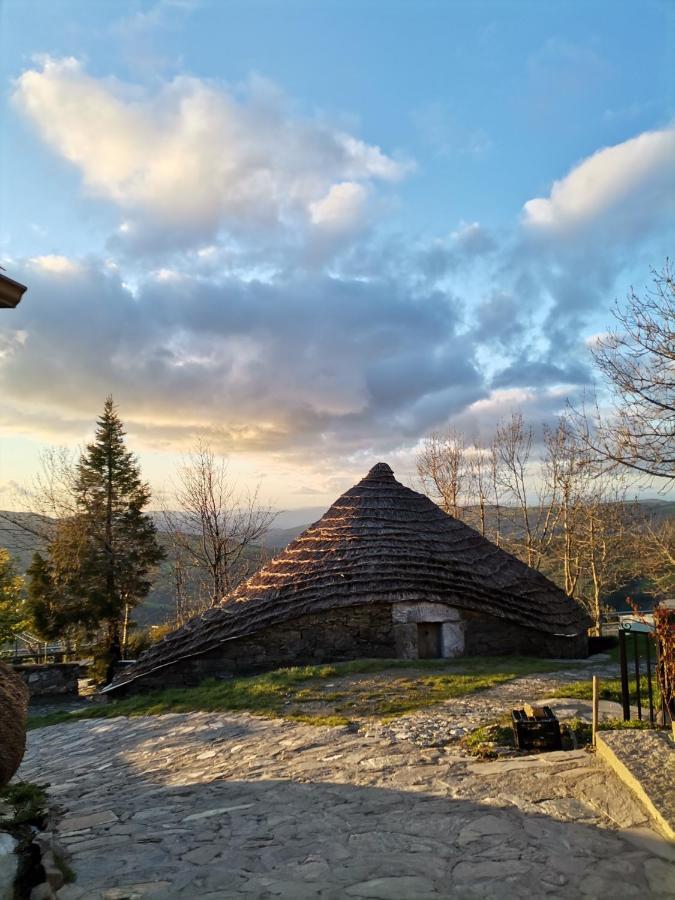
left=30, top=398, right=164, bottom=678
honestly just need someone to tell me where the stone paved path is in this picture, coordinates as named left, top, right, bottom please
left=366, top=659, right=626, bottom=747
left=19, top=666, right=675, bottom=900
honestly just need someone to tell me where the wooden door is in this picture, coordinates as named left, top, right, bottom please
left=417, top=623, right=442, bottom=658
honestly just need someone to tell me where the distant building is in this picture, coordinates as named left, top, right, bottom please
left=106, top=462, right=591, bottom=695
left=0, top=271, right=27, bottom=308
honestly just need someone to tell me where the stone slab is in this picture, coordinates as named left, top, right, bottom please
left=0, top=832, right=17, bottom=900
left=596, top=730, right=675, bottom=839
left=18, top=664, right=673, bottom=899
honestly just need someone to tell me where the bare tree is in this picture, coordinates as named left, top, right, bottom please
left=488, top=439, right=505, bottom=546
left=640, top=518, right=675, bottom=598
left=580, top=492, right=637, bottom=634
left=417, top=429, right=468, bottom=518
left=572, top=263, right=674, bottom=485
left=465, top=441, right=491, bottom=537
left=543, top=420, right=638, bottom=633
left=164, top=441, right=276, bottom=609
left=0, top=447, right=79, bottom=548
left=493, top=413, right=562, bottom=569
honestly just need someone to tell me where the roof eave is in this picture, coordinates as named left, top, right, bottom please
left=0, top=273, right=28, bottom=308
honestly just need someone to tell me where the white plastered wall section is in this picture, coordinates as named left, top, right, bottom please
left=391, top=601, right=465, bottom=658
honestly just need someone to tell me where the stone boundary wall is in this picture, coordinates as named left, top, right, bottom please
left=13, top=663, right=81, bottom=697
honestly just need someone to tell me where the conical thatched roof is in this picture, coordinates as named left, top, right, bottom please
left=107, top=462, right=590, bottom=691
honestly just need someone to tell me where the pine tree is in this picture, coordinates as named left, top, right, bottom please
left=38, top=397, right=165, bottom=678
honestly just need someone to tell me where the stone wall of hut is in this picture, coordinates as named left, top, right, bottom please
left=120, top=603, right=395, bottom=692
left=461, top=611, right=588, bottom=658
left=116, top=599, right=587, bottom=696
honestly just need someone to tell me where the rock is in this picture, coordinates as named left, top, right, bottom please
left=29, top=884, right=54, bottom=900
left=579, top=875, right=642, bottom=897
left=41, top=850, right=65, bottom=891
left=58, top=810, right=118, bottom=832
left=0, top=832, right=18, bottom=900
left=644, top=858, right=675, bottom=896
left=621, top=827, right=675, bottom=863
left=100, top=884, right=172, bottom=899
left=181, top=844, right=221, bottom=865
left=345, top=876, right=437, bottom=899
left=577, top=774, right=649, bottom=828
left=453, top=859, right=530, bottom=880
left=0, top=662, right=29, bottom=787
left=54, top=887, right=85, bottom=900
left=458, top=813, right=517, bottom=843
left=182, top=803, right=253, bottom=822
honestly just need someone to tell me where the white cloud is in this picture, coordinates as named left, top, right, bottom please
left=13, top=58, right=409, bottom=252
left=309, top=182, right=368, bottom=231
left=28, top=254, right=81, bottom=274
left=522, top=125, right=675, bottom=236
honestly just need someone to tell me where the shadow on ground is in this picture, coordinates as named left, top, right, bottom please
left=18, top=713, right=675, bottom=899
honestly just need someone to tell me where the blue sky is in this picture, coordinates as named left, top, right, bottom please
left=1, top=0, right=674, bottom=507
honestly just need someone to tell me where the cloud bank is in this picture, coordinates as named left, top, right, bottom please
left=6, top=59, right=675, bottom=473
left=1, top=257, right=484, bottom=457
left=14, top=58, right=409, bottom=253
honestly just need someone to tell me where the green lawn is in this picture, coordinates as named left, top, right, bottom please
left=554, top=675, right=662, bottom=710
left=28, top=655, right=565, bottom=730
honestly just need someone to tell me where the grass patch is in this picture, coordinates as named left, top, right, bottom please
left=598, top=718, right=655, bottom=731
left=53, top=849, right=76, bottom=884
left=0, top=781, right=49, bottom=829
left=463, top=721, right=515, bottom=757
left=27, top=655, right=574, bottom=731
left=554, top=675, right=661, bottom=709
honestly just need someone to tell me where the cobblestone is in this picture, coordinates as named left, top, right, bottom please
left=17, top=662, right=675, bottom=899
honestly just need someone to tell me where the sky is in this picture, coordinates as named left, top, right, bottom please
left=0, top=0, right=674, bottom=510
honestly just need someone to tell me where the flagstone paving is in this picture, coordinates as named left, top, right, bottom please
left=18, top=667, right=675, bottom=899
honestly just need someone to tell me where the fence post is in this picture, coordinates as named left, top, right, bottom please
left=619, top=629, right=630, bottom=721
left=645, top=633, right=655, bottom=726
left=633, top=632, right=642, bottom=721
left=592, top=675, right=599, bottom=747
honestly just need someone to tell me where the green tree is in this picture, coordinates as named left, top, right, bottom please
left=25, top=551, right=82, bottom=642
left=33, top=397, right=165, bottom=678
left=0, top=548, right=29, bottom=644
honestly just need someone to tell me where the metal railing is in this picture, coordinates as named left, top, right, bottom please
left=617, top=624, right=662, bottom=725
left=1, top=631, right=93, bottom=664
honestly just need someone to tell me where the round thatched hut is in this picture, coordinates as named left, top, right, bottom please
left=106, top=463, right=590, bottom=695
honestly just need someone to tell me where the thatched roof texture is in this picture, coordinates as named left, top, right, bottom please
left=108, top=462, right=590, bottom=691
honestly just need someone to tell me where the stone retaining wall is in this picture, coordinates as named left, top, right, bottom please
left=13, top=663, right=81, bottom=697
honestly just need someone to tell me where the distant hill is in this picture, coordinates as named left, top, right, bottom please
left=262, top=524, right=309, bottom=550
left=270, top=507, right=327, bottom=529
left=0, top=511, right=51, bottom=572
left=2, top=499, right=672, bottom=627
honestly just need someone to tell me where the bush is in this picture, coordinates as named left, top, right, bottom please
left=124, top=624, right=173, bottom=660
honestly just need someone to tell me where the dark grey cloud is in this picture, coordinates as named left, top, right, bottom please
left=0, top=257, right=484, bottom=457
left=491, top=355, right=591, bottom=390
